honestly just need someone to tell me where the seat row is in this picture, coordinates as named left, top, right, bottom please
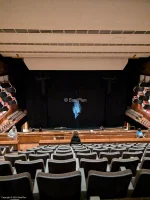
left=0, top=164, right=150, bottom=200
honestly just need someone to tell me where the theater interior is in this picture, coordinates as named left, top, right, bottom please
left=0, top=0, right=150, bottom=199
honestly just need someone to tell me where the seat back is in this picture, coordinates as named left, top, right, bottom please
left=122, top=151, right=143, bottom=160
left=74, top=149, right=90, bottom=154
left=99, top=152, right=120, bottom=164
left=129, top=148, right=144, bottom=152
left=144, top=151, right=150, bottom=157
left=57, top=146, right=71, bottom=150
left=18, top=151, right=35, bottom=159
left=4, top=154, right=27, bottom=167
left=140, top=157, right=150, bottom=169
left=110, top=157, right=139, bottom=176
left=132, top=169, right=150, bottom=198
left=56, top=149, right=72, bottom=154
left=80, top=158, right=108, bottom=178
left=37, top=171, right=81, bottom=200
left=0, top=172, right=33, bottom=200
left=29, top=153, right=49, bottom=165
left=15, top=159, right=44, bottom=179
left=48, top=159, right=76, bottom=174
left=111, top=148, right=126, bottom=155
left=37, top=150, right=53, bottom=157
left=53, top=153, right=73, bottom=160
left=0, top=161, right=13, bottom=176
left=77, top=152, right=97, bottom=161
left=87, top=169, right=132, bottom=200
left=93, top=148, right=109, bottom=156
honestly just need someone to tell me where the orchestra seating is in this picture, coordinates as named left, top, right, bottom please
left=1, top=143, right=150, bottom=199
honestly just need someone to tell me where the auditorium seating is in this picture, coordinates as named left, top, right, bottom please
left=87, top=169, right=132, bottom=199
left=110, top=158, right=139, bottom=176
left=1, top=143, right=150, bottom=199
left=0, top=172, right=34, bottom=200
left=53, top=152, right=74, bottom=160
left=126, top=109, right=150, bottom=128
left=77, top=152, right=97, bottom=161
left=4, top=154, right=27, bottom=166
left=131, top=169, right=150, bottom=198
left=37, top=171, right=81, bottom=200
left=99, top=152, right=120, bottom=163
left=47, top=158, right=76, bottom=174
left=0, top=161, right=13, bottom=175
left=29, top=153, right=50, bottom=165
left=80, top=158, right=108, bottom=177
left=18, top=150, right=35, bottom=159
left=15, top=159, right=45, bottom=180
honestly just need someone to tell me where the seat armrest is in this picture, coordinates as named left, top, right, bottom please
left=90, top=197, right=100, bottom=200
left=76, top=158, right=79, bottom=170
left=107, top=165, right=110, bottom=172
left=45, top=160, right=49, bottom=173
left=12, top=167, right=17, bottom=174
left=33, top=169, right=42, bottom=194
left=79, top=168, right=87, bottom=192
left=137, top=163, right=141, bottom=170
left=128, top=181, right=134, bottom=190
left=120, top=166, right=126, bottom=171
left=127, top=181, right=134, bottom=197
left=2, top=148, right=6, bottom=155
left=10, top=146, right=14, bottom=152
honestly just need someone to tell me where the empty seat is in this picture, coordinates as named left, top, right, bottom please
left=77, top=152, right=97, bottom=161
left=57, top=146, right=71, bottom=150
left=74, top=149, right=90, bottom=154
left=37, top=171, right=81, bottom=200
left=53, top=153, right=74, bottom=160
left=15, top=159, right=44, bottom=179
left=0, top=172, right=34, bottom=200
left=99, top=152, right=120, bottom=164
left=0, top=161, right=13, bottom=176
left=122, top=151, right=143, bottom=160
left=29, top=153, right=49, bottom=165
left=4, top=154, right=27, bottom=167
left=131, top=169, right=150, bottom=198
left=80, top=158, right=108, bottom=178
left=129, top=148, right=145, bottom=152
left=18, top=150, right=35, bottom=159
left=37, top=150, right=53, bottom=157
left=56, top=149, right=72, bottom=154
left=43, top=146, right=56, bottom=151
left=93, top=148, right=109, bottom=156
left=111, top=148, right=126, bottom=156
left=140, top=157, right=150, bottom=169
left=87, top=169, right=132, bottom=200
left=110, top=157, right=139, bottom=176
left=48, top=159, right=76, bottom=174
left=144, top=151, right=150, bottom=157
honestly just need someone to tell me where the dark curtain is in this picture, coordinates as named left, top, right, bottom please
left=26, top=70, right=127, bottom=128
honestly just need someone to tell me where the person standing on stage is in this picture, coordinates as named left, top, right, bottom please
left=136, top=128, right=144, bottom=138
left=70, top=130, right=81, bottom=144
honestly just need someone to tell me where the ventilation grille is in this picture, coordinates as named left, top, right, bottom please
left=0, top=29, right=150, bottom=34
left=0, top=51, right=149, bottom=54
left=0, top=43, right=150, bottom=46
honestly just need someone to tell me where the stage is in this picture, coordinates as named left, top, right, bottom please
left=0, top=128, right=149, bottom=151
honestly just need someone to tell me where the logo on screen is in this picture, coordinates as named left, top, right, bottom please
left=72, top=100, right=81, bottom=119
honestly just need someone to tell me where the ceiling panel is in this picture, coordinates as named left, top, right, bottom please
left=0, top=0, right=150, bottom=30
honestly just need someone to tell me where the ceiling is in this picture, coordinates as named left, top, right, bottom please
left=0, top=0, right=150, bottom=69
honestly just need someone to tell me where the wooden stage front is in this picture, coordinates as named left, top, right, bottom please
left=0, top=129, right=149, bottom=151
